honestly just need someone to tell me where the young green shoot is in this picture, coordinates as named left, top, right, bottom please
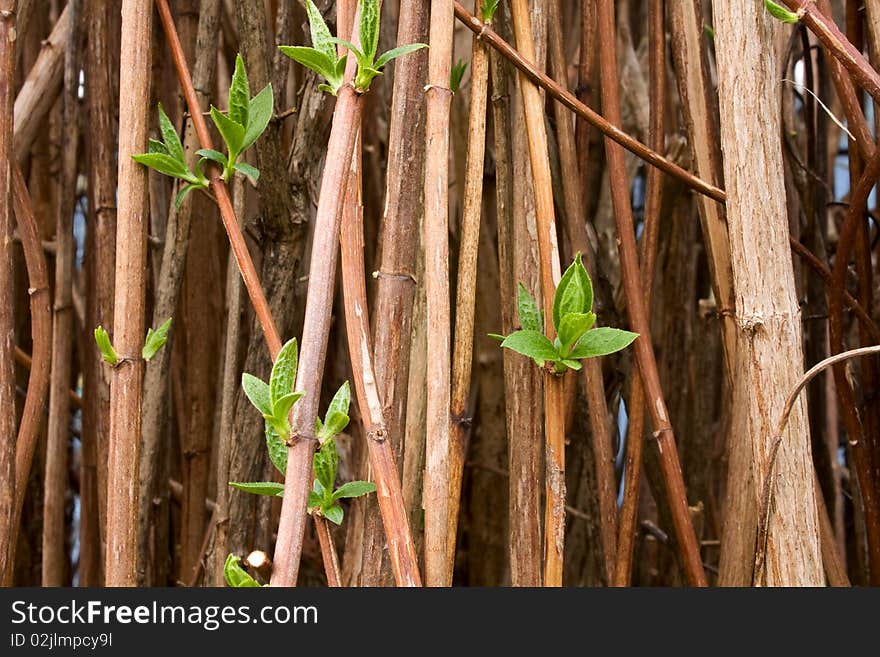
left=223, top=554, right=261, bottom=587
left=491, top=254, right=638, bottom=373
left=132, top=54, right=271, bottom=198
left=450, top=59, right=468, bottom=93
left=233, top=351, right=375, bottom=527
left=764, top=0, right=799, bottom=23
left=280, top=0, right=426, bottom=95
left=94, top=318, right=173, bottom=367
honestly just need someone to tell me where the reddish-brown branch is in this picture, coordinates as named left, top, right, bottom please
left=339, top=143, right=422, bottom=587
left=155, top=0, right=281, bottom=357
left=0, top=0, right=16, bottom=585
left=452, top=2, right=725, bottom=204
left=596, top=0, right=705, bottom=587
left=6, top=166, right=51, bottom=585
left=313, top=513, right=341, bottom=587
left=614, top=0, right=664, bottom=588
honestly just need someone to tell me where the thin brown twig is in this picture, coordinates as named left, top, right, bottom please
left=338, top=11, right=421, bottom=588
left=452, top=1, right=725, bottom=204
left=447, top=0, right=491, bottom=575
left=423, top=0, right=455, bottom=587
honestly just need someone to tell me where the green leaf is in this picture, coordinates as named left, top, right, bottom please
left=561, top=359, right=582, bottom=371
left=552, top=253, right=593, bottom=332
left=142, top=317, right=172, bottom=361
left=233, top=161, right=260, bottom=182
left=278, top=46, right=338, bottom=88
left=157, top=103, right=184, bottom=163
left=266, top=424, right=287, bottom=475
left=354, top=66, right=383, bottom=91
left=269, top=337, right=298, bottom=406
left=557, top=311, right=596, bottom=355
left=265, top=414, right=291, bottom=441
left=500, top=330, right=559, bottom=364
left=450, top=58, right=467, bottom=93
left=569, top=327, right=639, bottom=359
left=304, top=0, right=336, bottom=60
left=308, top=490, right=322, bottom=510
left=487, top=333, right=505, bottom=342
left=196, top=148, right=228, bottom=167
left=322, top=410, right=349, bottom=440
left=332, top=480, right=376, bottom=500
left=328, top=38, right=366, bottom=66
left=374, top=43, right=428, bottom=70
left=517, top=283, right=543, bottom=332
left=241, top=373, right=272, bottom=416
left=148, top=138, right=169, bottom=155
left=764, top=0, right=799, bottom=23
left=322, top=503, right=344, bottom=525
left=359, top=0, right=380, bottom=62
left=313, top=439, right=338, bottom=492
left=210, top=105, right=245, bottom=158
left=228, top=54, right=250, bottom=128
left=132, top=152, right=197, bottom=182
left=223, top=554, right=260, bottom=587
left=242, top=84, right=274, bottom=152
left=229, top=481, right=285, bottom=497
left=93, top=326, right=119, bottom=366
left=326, top=381, right=351, bottom=419
left=174, top=183, right=200, bottom=209
left=481, top=0, right=501, bottom=22
left=272, top=391, right=303, bottom=423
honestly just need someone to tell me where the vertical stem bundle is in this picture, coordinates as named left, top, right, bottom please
left=422, top=0, right=455, bottom=587
left=613, top=0, right=664, bottom=587
left=713, top=0, right=822, bottom=586
left=595, top=0, right=705, bottom=586
left=509, top=0, right=566, bottom=587
left=447, top=0, right=491, bottom=574
left=106, top=0, right=152, bottom=586
left=42, top=0, right=81, bottom=586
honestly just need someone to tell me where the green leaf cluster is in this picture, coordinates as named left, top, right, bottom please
left=234, top=356, right=372, bottom=526
left=132, top=54, right=271, bottom=197
left=132, top=104, right=209, bottom=208
left=494, top=254, right=638, bottom=374
left=93, top=318, right=173, bottom=366
left=204, top=54, right=272, bottom=182
left=223, top=554, right=261, bottom=588
left=309, top=437, right=375, bottom=526
left=280, top=0, right=426, bottom=95
left=241, top=338, right=302, bottom=443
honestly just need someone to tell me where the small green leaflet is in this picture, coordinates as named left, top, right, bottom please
left=764, top=0, right=799, bottom=23
left=93, top=326, right=119, bottom=366
left=552, top=252, right=592, bottom=332
left=450, top=59, right=468, bottom=93
left=517, top=283, right=543, bottom=332
left=332, top=480, right=376, bottom=500
left=223, top=554, right=260, bottom=587
left=569, top=327, right=639, bottom=359
left=142, top=317, right=172, bottom=361
left=229, top=481, right=285, bottom=497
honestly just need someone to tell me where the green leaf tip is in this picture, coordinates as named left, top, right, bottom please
left=142, top=317, right=172, bottom=361
left=93, top=326, right=119, bottom=366
left=764, top=0, right=799, bottom=23
left=223, top=554, right=261, bottom=587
